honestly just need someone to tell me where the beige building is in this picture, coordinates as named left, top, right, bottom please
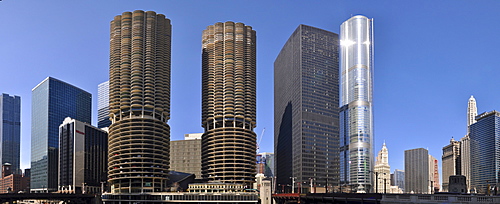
left=201, top=22, right=257, bottom=186
left=107, top=10, right=172, bottom=193
left=170, top=133, right=202, bottom=179
left=441, top=138, right=461, bottom=192
left=374, top=143, right=391, bottom=193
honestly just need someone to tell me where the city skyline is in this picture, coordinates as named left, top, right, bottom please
left=1, top=0, right=500, bottom=179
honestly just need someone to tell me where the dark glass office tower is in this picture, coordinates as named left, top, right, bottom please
left=97, top=81, right=111, bottom=128
left=108, top=11, right=171, bottom=193
left=469, top=111, right=500, bottom=194
left=59, top=117, right=108, bottom=194
left=274, top=24, right=339, bottom=192
left=201, top=22, right=257, bottom=186
left=31, top=77, right=91, bottom=192
left=0, top=93, right=21, bottom=174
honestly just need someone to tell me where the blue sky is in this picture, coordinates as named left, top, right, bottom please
left=1, top=0, right=499, bottom=181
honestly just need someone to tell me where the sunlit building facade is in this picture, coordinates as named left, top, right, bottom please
left=201, top=22, right=257, bottom=186
left=442, top=138, right=461, bottom=192
left=107, top=10, right=171, bottom=193
left=404, top=148, right=429, bottom=194
left=461, top=95, right=477, bottom=192
left=97, top=81, right=111, bottom=128
left=339, top=15, right=374, bottom=192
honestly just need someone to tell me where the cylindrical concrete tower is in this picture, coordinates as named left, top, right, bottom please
left=201, top=22, right=257, bottom=185
left=108, top=10, right=171, bottom=193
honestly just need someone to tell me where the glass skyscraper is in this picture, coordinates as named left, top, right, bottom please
left=31, top=77, right=91, bottom=192
left=274, top=24, right=339, bottom=192
left=97, top=81, right=111, bottom=129
left=469, top=111, right=500, bottom=194
left=0, top=93, right=21, bottom=174
left=339, top=15, right=374, bottom=192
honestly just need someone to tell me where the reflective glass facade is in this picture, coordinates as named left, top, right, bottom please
left=469, top=111, right=500, bottom=194
left=274, top=24, right=339, bottom=191
left=0, top=93, right=21, bottom=174
left=31, top=77, right=91, bottom=192
left=339, top=15, right=374, bottom=192
left=97, top=81, right=111, bottom=128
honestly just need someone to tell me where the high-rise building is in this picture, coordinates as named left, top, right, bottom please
left=405, top=148, right=429, bottom=194
left=339, top=15, right=374, bottom=192
left=441, top=137, right=461, bottom=192
left=58, top=117, right=108, bottom=194
left=274, top=24, right=340, bottom=191
left=31, top=77, right=91, bottom=192
left=107, top=10, right=171, bottom=193
left=256, top=152, right=274, bottom=178
left=374, top=143, right=390, bottom=193
left=467, top=96, right=477, bottom=133
left=461, top=95, right=477, bottom=192
left=170, top=133, right=202, bottom=179
left=392, top=169, right=405, bottom=192
left=97, top=81, right=111, bottom=128
left=429, top=155, right=440, bottom=192
left=201, top=21, right=257, bottom=186
left=469, top=111, right=500, bottom=194
left=0, top=93, right=21, bottom=174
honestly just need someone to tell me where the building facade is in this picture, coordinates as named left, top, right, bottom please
left=461, top=95, right=477, bottom=192
left=392, top=169, right=405, bottom=192
left=405, top=148, right=429, bottom=194
left=201, top=22, right=257, bottom=186
left=97, top=81, right=111, bottom=128
left=374, top=143, right=390, bottom=193
left=0, top=164, right=30, bottom=193
left=339, top=15, right=374, bottom=192
left=31, top=77, right=91, bottom=192
left=256, top=152, right=274, bottom=178
left=469, top=111, right=500, bottom=194
left=442, top=138, right=461, bottom=192
left=274, top=24, right=340, bottom=192
left=107, top=10, right=172, bottom=194
left=429, top=155, right=440, bottom=192
left=58, top=117, right=108, bottom=194
left=170, top=133, right=202, bottom=179
left=0, top=93, right=21, bottom=174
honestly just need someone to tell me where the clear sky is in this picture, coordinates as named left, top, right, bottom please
left=1, top=0, right=499, bottom=181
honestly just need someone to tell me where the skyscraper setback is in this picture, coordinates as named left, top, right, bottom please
left=107, top=10, right=171, bottom=193
left=339, top=15, right=374, bottom=192
left=201, top=22, right=257, bottom=185
left=274, top=24, right=340, bottom=191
